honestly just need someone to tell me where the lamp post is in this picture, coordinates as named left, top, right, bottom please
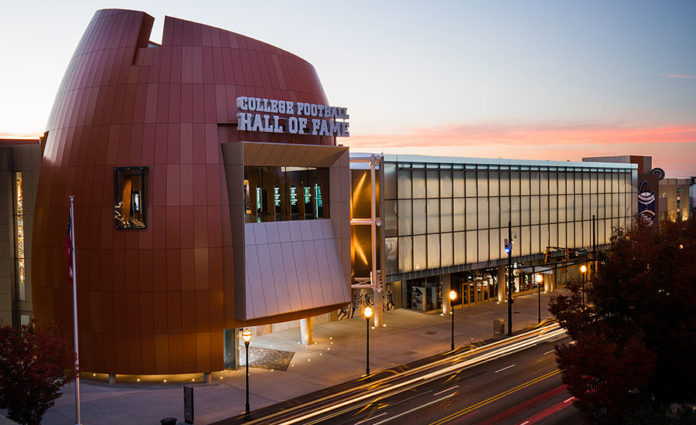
left=449, top=290, right=457, bottom=351
left=535, top=273, right=543, bottom=323
left=364, top=306, right=373, bottom=377
left=241, top=329, right=253, bottom=418
left=580, top=264, right=587, bottom=308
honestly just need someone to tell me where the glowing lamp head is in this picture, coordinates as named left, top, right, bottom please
left=535, top=273, right=543, bottom=283
left=241, top=329, right=253, bottom=344
left=364, top=306, right=373, bottom=319
left=448, top=290, right=457, bottom=301
left=580, top=265, right=587, bottom=273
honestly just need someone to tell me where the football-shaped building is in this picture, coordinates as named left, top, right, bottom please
left=32, top=9, right=351, bottom=375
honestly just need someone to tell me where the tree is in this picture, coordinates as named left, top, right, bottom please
left=0, top=320, right=76, bottom=425
left=550, top=218, right=696, bottom=424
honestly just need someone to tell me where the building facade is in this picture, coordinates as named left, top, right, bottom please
left=350, top=154, right=637, bottom=315
left=30, top=9, right=350, bottom=376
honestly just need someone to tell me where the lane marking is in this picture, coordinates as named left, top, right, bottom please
left=476, top=385, right=567, bottom=425
left=433, top=385, right=459, bottom=396
left=495, top=364, right=516, bottom=373
left=429, top=369, right=561, bottom=425
left=271, top=324, right=566, bottom=425
left=373, top=393, right=456, bottom=425
left=516, top=396, right=576, bottom=425
left=543, top=350, right=555, bottom=355
left=354, top=412, right=387, bottom=425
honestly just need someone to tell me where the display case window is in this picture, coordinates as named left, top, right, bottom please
left=114, top=167, right=148, bottom=229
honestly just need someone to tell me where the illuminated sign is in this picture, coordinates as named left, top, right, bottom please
left=236, top=96, right=349, bottom=137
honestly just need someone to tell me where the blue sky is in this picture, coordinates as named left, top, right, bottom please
left=1, top=0, right=694, bottom=175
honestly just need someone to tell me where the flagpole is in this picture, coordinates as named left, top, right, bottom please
left=69, top=196, right=81, bottom=425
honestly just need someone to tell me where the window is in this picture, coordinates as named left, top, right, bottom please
left=114, top=167, right=148, bottom=229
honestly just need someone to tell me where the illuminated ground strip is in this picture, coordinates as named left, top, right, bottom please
left=260, top=324, right=565, bottom=425
left=428, top=369, right=562, bottom=425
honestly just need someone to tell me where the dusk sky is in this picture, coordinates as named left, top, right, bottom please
left=1, top=1, right=694, bottom=176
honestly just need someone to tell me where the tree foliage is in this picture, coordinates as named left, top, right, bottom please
left=550, top=218, right=696, bottom=424
left=0, top=320, right=76, bottom=425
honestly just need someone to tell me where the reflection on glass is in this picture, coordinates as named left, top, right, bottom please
left=114, top=167, right=148, bottom=229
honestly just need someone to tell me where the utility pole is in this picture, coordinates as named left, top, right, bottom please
left=506, top=220, right=513, bottom=336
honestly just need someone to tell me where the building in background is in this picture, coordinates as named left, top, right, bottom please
left=0, top=138, right=41, bottom=328
left=349, top=154, right=636, bottom=318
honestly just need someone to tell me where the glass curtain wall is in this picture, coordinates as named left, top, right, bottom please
left=384, top=161, right=634, bottom=276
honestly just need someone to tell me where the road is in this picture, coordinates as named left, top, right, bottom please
left=212, top=323, right=583, bottom=425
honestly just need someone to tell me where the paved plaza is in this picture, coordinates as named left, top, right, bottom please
left=41, top=291, right=561, bottom=425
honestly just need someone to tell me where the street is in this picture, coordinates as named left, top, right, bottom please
left=213, top=323, right=583, bottom=425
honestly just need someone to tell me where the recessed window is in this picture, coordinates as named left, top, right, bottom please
left=114, top=167, right=148, bottom=229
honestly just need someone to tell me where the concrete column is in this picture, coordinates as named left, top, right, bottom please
left=108, top=374, right=116, bottom=384
left=497, top=266, right=506, bottom=302
left=203, top=372, right=211, bottom=383
left=373, top=290, right=384, bottom=327
left=441, top=274, right=452, bottom=315
left=224, top=328, right=238, bottom=370
left=300, top=317, right=314, bottom=346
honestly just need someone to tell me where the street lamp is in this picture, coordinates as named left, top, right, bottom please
left=580, top=264, right=587, bottom=308
left=535, top=273, right=543, bottom=323
left=364, top=306, right=373, bottom=377
left=241, top=329, right=253, bottom=418
left=449, top=290, right=457, bottom=351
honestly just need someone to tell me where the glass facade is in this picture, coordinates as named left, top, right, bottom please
left=244, top=166, right=329, bottom=223
left=382, top=159, right=635, bottom=277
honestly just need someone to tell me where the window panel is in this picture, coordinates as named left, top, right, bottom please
left=441, top=198, right=453, bottom=232
left=413, top=235, right=426, bottom=271
left=478, top=230, right=489, bottom=261
left=575, top=221, right=583, bottom=248
left=520, top=196, right=531, bottom=226
left=500, top=171, right=510, bottom=196
left=454, top=231, right=466, bottom=265
left=466, top=198, right=477, bottom=230
left=398, top=236, right=412, bottom=272
left=489, top=197, right=500, bottom=228
left=453, top=170, right=465, bottom=197
left=558, top=222, right=566, bottom=248
left=549, top=172, right=558, bottom=195
left=398, top=200, right=412, bottom=235
left=454, top=198, right=465, bottom=231
left=489, top=171, right=499, bottom=196
left=500, top=197, right=511, bottom=228
left=511, top=196, right=521, bottom=226
left=575, top=172, right=582, bottom=194
left=549, top=223, right=558, bottom=247
left=477, top=171, right=488, bottom=197
left=558, top=172, right=566, bottom=195
left=114, top=167, right=148, bottom=229
left=427, top=234, right=440, bottom=269
left=385, top=237, right=398, bottom=275
left=520, top=172, right=530, bottom=196
left=478, top=198, right=489, bottom=229
left=441, top=233, right=453, bottom=267
left=427, top=170, right=439, bottom=198
left=558, top=195, right=566, bottom=222
left=466, top=231, right=477, bottom=263
left=530, top=195, right=540, bottom=224
left=510, top=172, right=520, bottom=196
left=591, top=173, right=598, bottom=194
left=549, top=195, right=558, bottom=223
left=440, top=170, right=452, bottom=197
left=540, top=224, right=549, bottom=251
left=582, top=194, right=590, bottom=220
left=398, top=168, right=411, bottom=199
left=540, top=195, right=549, bottom=224
left=385, top=200, right=397, bottom=237
left=412, top=170, right=426, bottom=198
left=521, top=226, right=531, bottom=256
left=413, top=199, right=426, bottom=234
left=466, top=171, right=477, bottom=196
left=540, top=172, right=549, bottom=195
left=489, top=228, right=501, bottom=260
left=384, top=163, right=397, bottom=199
left=427, top=199, right=440, bottom=233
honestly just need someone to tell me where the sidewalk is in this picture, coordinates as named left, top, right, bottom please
left=41, top=291, right=561, bottom=425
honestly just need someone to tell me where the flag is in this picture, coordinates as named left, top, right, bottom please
left=65, top=213, right=73, bottom=279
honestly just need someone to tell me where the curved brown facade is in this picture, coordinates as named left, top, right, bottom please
left=32, top=9, right=343, bottom=374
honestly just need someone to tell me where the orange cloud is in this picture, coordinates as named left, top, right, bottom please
left=347, top=123, right=696, bottom=149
